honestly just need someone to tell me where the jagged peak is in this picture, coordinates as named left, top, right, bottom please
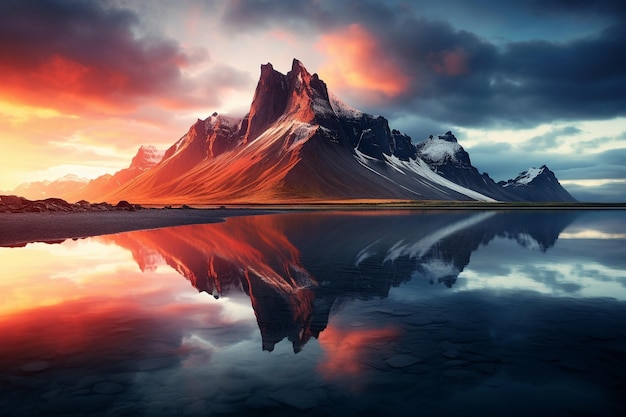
left=438, top=131, right=458, bottom=143
left=418, top=133, right=462, bottom=162
left=503, top=166, right=548, bottom=187
left=290, top=58, right=307, bottom=74
left=130, top=144, right=164, bottom=170
left=259, top=62, right=279, bottom=82
left=329, top=90, right=363, bottom=119
left=243, top=59, right=335, bottom=143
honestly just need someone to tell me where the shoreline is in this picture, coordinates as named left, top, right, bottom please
left=1, top=203, right=625, bottom=248
left=0, top=208, right=276, bottom=248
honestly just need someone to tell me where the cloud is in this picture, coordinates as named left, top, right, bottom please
left=519, top=126, right=583, bottom=151
left=0, top=0, right=211, bottom=115
left=565, top=180, right=626, bottom=202
left=316, top=24, right=411, bottom=98
left=524, top=0, right=626, bottom=16
left=220, top=0, right=334, bottom=31
left=222, top=0, right=626, bottom=129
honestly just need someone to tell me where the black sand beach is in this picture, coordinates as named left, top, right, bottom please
left=0, top=208, right=274, bottom=247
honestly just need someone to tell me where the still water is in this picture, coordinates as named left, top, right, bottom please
left=1, top=210, right=625, bottom=416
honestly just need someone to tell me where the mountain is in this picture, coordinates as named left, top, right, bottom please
left=8, top=146, right=163, bottom=203
left=102, top=210, right=580, bottom=352
left=100, top=59, right=495, bottom=204
left=10, top=59, right=575, bottom=204
left=498, top=165, right=577, bottom=202
left=416, top=131, right=514, bottom=201
left=65, top=145, right=164, bottom=202
left=12, top=174, right=88, bottom=201
left=416, top=132, right=577, bottom=202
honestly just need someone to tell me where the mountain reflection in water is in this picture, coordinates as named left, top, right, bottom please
left=1, top=209, right=626, bottom=417
left=103, top=210, right=582, bottom=353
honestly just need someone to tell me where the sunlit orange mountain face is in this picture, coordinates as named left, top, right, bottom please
left=100, top=210, right=580, bottom=352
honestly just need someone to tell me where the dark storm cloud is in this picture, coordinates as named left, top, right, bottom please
left=382, top=15, right=626, bottom=128
left=525, top=0, right=626, bottom=16
left=566, top=182, right=626, bottom=202
left=220, top=0, right=335, bottom=31
left=0, top=0, right=211, bottom=111
left=222, top=0, right=626, bottom=129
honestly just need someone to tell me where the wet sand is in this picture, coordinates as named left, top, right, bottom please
left=0, top=208, right=276, bottom=247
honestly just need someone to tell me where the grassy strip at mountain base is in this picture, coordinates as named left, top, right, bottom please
left=176, top=200, right=626, bottom=211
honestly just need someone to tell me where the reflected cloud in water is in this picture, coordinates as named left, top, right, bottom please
left=1, top=209, right=626, bottom=416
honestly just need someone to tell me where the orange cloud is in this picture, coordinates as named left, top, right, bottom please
left=317, top=323, right=400, bottom=383
left=316, top=24, right=411, bottom=97
left=428, top=48, right=469, bottom=76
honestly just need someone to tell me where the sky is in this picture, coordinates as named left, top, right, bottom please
left=0, top=0, right=625, bottom=201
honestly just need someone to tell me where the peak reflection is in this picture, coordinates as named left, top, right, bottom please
left=104, top=210, right=579, bottom=352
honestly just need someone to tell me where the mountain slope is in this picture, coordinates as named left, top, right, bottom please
left=416, top=132, right=577, bottom=202
left=12, top=174, right=88, bottom=201
left=499, top=165, right=577, bottom=202
left=101, top=59, right=494, bottom=204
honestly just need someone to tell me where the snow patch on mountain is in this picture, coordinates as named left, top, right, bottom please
left=418, top=136, right=462, bottom=163
left=312, top=96, right=334, bottom=117
left=515, top=233, right=542, bottom=250
left=383, top=155, right=496, bottom=202
left=58, top=173, right=89, bottom=183
left=503, top=166, right=546, bottom=187
left=517, top=166, right=545, bottom=185
left=421, top=259, right=461, bottom=281
left=329, top=91, right=363, bottom=119
left=354, top=150, right=423, bottom=197
left=384, top=211, right=497, bottom=263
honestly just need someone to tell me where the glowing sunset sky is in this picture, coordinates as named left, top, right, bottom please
left=1, top=0, right=625, bottom=201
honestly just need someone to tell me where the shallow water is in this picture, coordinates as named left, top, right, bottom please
left=1, top=209, right=625, bottom=416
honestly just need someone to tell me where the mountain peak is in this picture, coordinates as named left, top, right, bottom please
left=243, top=58, right=333, bottom=143
left=416, top=131, right=467, bottom=165
left=512, top=166, right=547, bottom=186
left=129, top=145, right=164, bottom=170
left=438, top=131, right=458, bottom=143
left=291, top=58, right=306, bottom=73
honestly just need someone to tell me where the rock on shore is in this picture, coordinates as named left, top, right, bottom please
left=0, top=195, right=141, bottom=213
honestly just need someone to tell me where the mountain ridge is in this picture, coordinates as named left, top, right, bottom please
left=9, top=59, right=577, bottom=204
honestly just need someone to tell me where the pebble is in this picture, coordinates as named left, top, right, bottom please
left=539, top=352, right=561, bottom=362
left=269, top=388, right=319, bottom=410
left=558, top=357, right=589, bottom=373
left=385, top=354, right=422, bottom=368
left=444, top=359, right=469, bottom=367
left=245, top=395, right=280, bottom=409
left=41, top=387, right=63, bottom=400
left=442, top=369, right=476, bottom=379
left=442, top=350, right=460, bottom=359
left=92, top=381, right=124, bottom=395
left=20, top=361, right=50, bottom=373
left=8, top=376, right=47, bottom=389
left=136, top=357, right=176, bottom=371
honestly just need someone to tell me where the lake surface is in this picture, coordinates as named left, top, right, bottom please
left=1, top=209, right=626, bottom=416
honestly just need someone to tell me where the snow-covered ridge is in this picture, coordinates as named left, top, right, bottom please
left=418, top=136, right=462, bottom=163
left=131, top=145, right=165, bottom=169
left=58, top=173, right=89, bottom=183
left=383, top=211, right=497, bottom=263
left=329, top=91, right=363, bottom=119
left=504, top=166, right=546, bottom=187
left=516, top=166, right=545, bottom=185
left=137, top=145, right=165, bottom=165
left=383, top=154, right=496, bottom=202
